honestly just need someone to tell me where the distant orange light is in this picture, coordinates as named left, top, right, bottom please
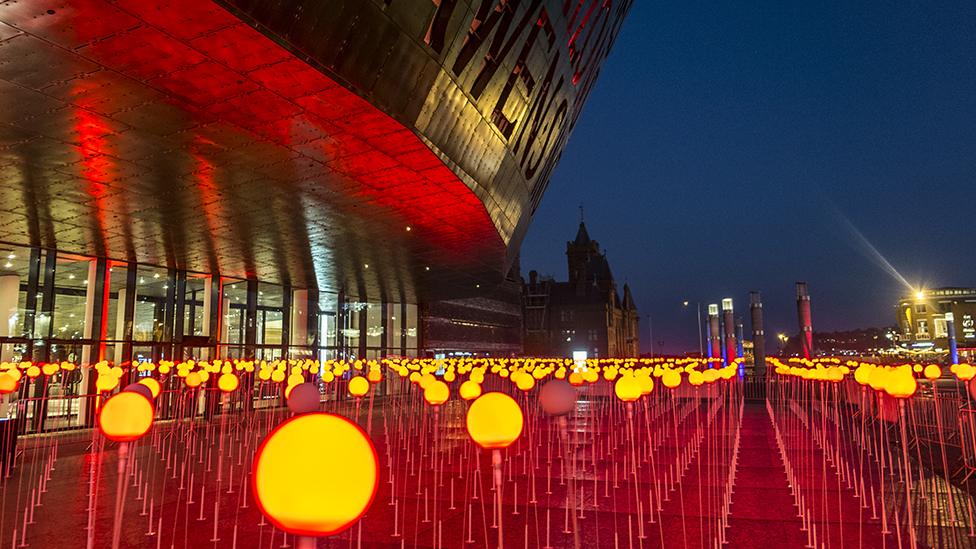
left=466, top=392, right=523, bottom=449
left=252, top=413, right=378, bottom=537
left=98, top=392, right=154, bottom=442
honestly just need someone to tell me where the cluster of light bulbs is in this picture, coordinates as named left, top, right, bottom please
left=769, top=356, right=975, bottom=399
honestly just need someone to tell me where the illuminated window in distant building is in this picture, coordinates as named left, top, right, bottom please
left=934, top=318, right=948, bottom=338
left=916, top=319, right=929, bottom=338
left=915, top=304, right=927, bottom=314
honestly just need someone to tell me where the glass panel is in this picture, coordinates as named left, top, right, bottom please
left=183, top=274, right=207, bottom=336
left=133, top=265, right=169, bottom=342
left=343, top=301, right=364, bottom=358
left=405, top=304, right=418, bottom=350
left=319, top=293, right=338, bottom=349
left=261, top=309, right=283, bottom=346
left=366, top=302, right=383, bottom=349
left=51, top=254, right=90, bottom=343
left=105, top=262, right=129, bottom=363
left=387, top=303, right=402, bottom=353
left=257, top=282, right=283, bottom=347
left=221, top=280, right=247, bottom=358
left=0, top=245, right=33, bottom=362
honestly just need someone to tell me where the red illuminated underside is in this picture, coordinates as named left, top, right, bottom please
left=0, top=0, right=503, bottom=277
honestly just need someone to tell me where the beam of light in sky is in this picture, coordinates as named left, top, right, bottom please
left=827, top=204, right=915, bottom=292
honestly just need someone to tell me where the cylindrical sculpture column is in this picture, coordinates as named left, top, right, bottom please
left=796, top=282, right=813, bottom=359
left=708, top=304, right=721, bottom=362
left=946, top=312, right=959, bottom=365
left=735, top=317, right=744, bottom=358
left=722, top=298, right=736, bottom=366
left=750, top=291, right=766, bottom=379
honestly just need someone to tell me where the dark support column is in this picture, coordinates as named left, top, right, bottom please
left=244, top=279, right=258, bottom=358
left=22, top=248, right=41, bottom=345
left=173, top=271, right=187, bottom=361
left=281, top=283, right=291, bottom=359
left=162, top=268, right=177, bottom=361
left=358, top=301, right=367, bottom=360
left=337, top=289, right=346, bottom=359
left=208, top=276, right=222, bottom=359
left=380, top=301, right=389, bottom=396
left=380, top=301, right=389, bottom=358
left=400, top=301, right=407, bottom=357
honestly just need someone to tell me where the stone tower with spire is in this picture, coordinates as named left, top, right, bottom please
left=523, top=221, right=640, bottom=357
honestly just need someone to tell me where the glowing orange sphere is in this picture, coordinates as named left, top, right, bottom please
left=348, top=376, right=369, bottom=398
left=515, top=373, right=536, bottom=392
left=0, top=373, right=18, bottom=394
left=98, top=392, right=154, bottom=442
left=252, top=413, right=378, bottom=536
left=218, top=373, right=239, bottom=393
left=137, top=377, right=161, bottom=398
left=956, top=363, right=975, bottom=381
left=424, top=380, right=449, bottom=406
left=662, top=370, right=681, bottom=389
left=185, top=371, right=202, bottom=388
left=366, top=369, right=382, bottom=384
left=885, top=373, right=917, bottom=399
left=459, top=380, right=482, bottom=401
left=923, top=364, right=941, bottom=381
left=466, top=392, right=523, bottom=449
left=614, top=376, right=641, bottom=402
left=637, top=374, right=654, bottom=395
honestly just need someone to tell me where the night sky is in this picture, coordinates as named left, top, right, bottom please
left=520, top=1, right=976, bottom=355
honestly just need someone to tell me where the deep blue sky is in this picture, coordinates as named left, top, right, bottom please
left=521, top=1, right=976, bottom=355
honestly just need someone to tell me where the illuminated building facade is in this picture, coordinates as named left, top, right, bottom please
left=896, top=287, right=976, bottom=360
left=523, top=222, right=640, bottom=358
left=0, top=0, right=631, bottom=430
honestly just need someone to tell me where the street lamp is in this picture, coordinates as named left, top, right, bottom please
left=777, top=333, right=788, bottom=353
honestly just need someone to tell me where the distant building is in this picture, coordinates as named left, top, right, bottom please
left=523, top=222, right=640, bottom=358
left=421, top=263, right=524, bottom=357
left=896, top=287, right=976, bottom=360
left=781, top=327, right=897, bottom=356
